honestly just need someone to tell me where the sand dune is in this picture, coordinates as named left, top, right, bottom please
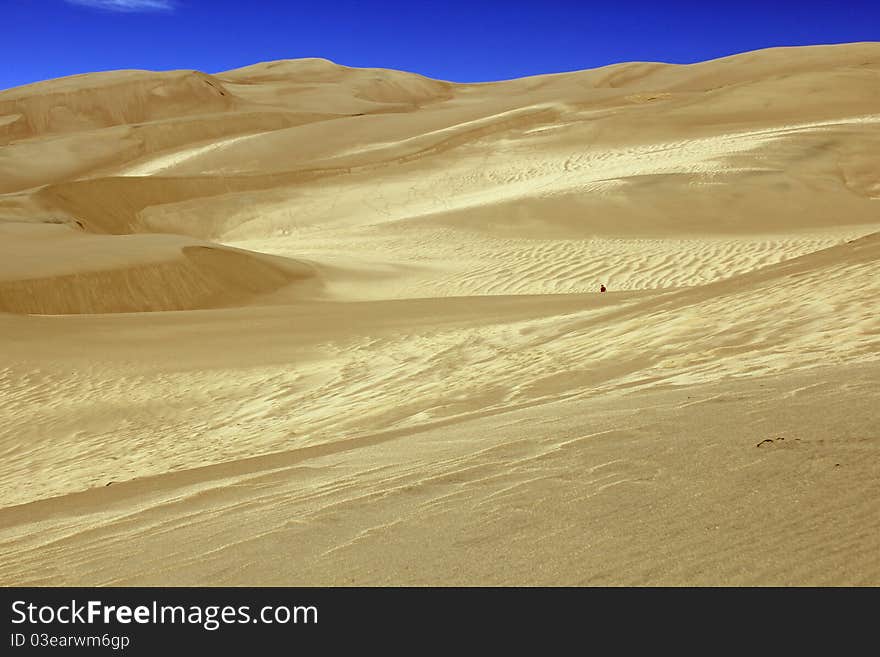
left=0, top=223, right=319, bottom=314
left=0, top=43, right=878, bottom=585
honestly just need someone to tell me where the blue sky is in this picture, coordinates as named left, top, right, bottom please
left=2, top=0, right=878, bottom=90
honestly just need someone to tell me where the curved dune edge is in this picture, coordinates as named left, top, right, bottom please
left=0, top=244, right=318, bottom=315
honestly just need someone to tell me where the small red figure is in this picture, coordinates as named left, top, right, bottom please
left=600, top=284, right=606, bottom=293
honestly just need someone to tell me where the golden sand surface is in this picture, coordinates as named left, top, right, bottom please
left=1, top=43, right=878, bottom=585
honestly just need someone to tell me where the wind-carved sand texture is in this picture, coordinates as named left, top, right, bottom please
left=1, top=44, right=878, bottom=585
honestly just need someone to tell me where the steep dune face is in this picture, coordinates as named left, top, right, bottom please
left=0, top=110, right=332, bottom=194
left=0, top=44, right=878, bottom=585
left=0, top=223, right=319, bottom=314
left=0, top=69, right=238, bottom=142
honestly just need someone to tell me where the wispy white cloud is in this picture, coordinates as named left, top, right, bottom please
left=65, top=0, right=175, bottom=12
